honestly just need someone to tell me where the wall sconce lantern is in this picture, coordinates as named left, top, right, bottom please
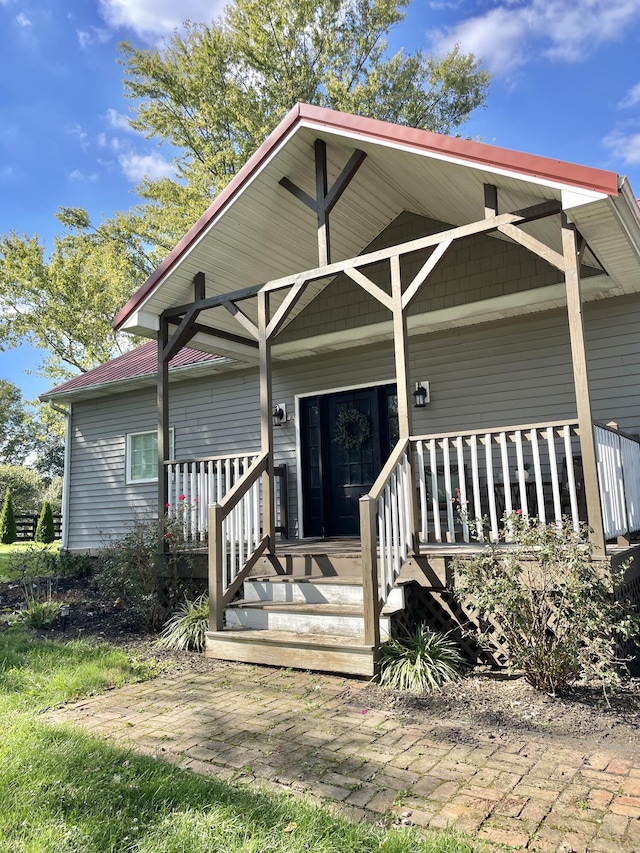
left=273, top=403, right=286, bottom=427
left=413, top=381, right=430, bottom=408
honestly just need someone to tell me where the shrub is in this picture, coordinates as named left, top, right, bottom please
left=157, top=594, right=209, bottom=652
left=379, top=625, right=464, bottom=692
left=100, top=513, right=190, bottom=631
left=35, top=501, right=55, bottom=544
left=0, top=489, right=17, bottom=544
left=454, top=513, right=640, bottom=696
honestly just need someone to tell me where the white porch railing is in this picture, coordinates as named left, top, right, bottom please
left=413, top=421, right=583, bottom=543
left=166, top=453, right=259, bottom=543
left=165, top=454, right=288, bottom=544
left=594, top=423, right=640, bottom=540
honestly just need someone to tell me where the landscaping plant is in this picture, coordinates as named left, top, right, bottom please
left=455, top=512, right=639, bottom=696
left=379, top=624, right=464, bottom=692
left=35, top=499, right=56, bottom=543
left=0, top=487, right=17, bottom=544
left=158, top=593, right=209, bottom=652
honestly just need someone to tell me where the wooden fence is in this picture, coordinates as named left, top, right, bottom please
left=14, top=514, right=62, bottom=542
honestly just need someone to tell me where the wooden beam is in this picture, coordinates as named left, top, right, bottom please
left=344, top=267, right=393, bottom=311
left=258, top=291, right=275, bottom=547
left=360, top=495, right=381, bottom=649
left=324, top=148, right=367, bottom=214
left=562, top=213, right=606, bottom=554
left=189, top=322, right=259, bottom=349
left=401, top=240, right=452, bottom=310
left=157, top=318, right=170, bottom=530
left=278, top=176, right=317, bottom=212
left=484, top=184, right=498, bottom=218
left=163, top=305, right=200, bottom=362
left=266, top=276, right=310, bottom=339
left=221, top=299, right=259, bottom=340
left=194, top=270, right=206, bottom=302
left=498, top=223, right=566, bottom=271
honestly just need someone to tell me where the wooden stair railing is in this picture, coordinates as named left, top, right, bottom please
left=208, top=451, right=270, bottom=631
left=360, top=438, right=414, bottom=649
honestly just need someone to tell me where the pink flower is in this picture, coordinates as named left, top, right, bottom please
left=517, top=509, right=523, bottom=516
left=178, top=494, right=186, bottom=501
left=165, top=532, right=172, bottom=538
left=361, top=709, right=367, bottom=715
left=164, top=502, right=171, bottom=508
left=193, top=497, right=198, bottom=503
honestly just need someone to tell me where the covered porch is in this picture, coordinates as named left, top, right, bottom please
left=113, top=105, right=640, bottom=674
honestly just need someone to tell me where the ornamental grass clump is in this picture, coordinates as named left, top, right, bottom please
left=157, top=594, right=209, bottom=652
left=379, top=625, right=464, bottom=692
left=455, top=512, right=639, bottom=697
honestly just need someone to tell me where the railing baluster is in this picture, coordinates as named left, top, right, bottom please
left=530, top=428, right=545, bottom=523
left=485, top=433, right=499, bottom=541
left=515, top=430, right=528, bottom=518
left=442, top=438, right=455, bottom=542
left=469, top=435, right=483, bottom=541
left=456, top=436, right=469, bottom=542
left=416, top=440, right=427, bottom=541
left=429, top=438, right=441, bottom=543
left=563, top=424, right=579, bottom=531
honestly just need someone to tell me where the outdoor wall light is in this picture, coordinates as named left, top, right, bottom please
left=413, top=381, right=430, bottom=408
left=273, top=403, right=286, bottom=427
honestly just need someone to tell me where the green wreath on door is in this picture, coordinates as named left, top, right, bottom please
left=333, top=408, right=371, bottom=449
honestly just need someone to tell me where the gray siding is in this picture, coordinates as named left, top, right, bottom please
left=67, top=291, right=640, bottom=550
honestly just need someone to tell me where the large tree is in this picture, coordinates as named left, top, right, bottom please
left=0, top=0, right=490, bottom=380
left=121, top=0, right=490, bottom=245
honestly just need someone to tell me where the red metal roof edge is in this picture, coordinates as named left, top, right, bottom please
left=113, top=103, right=621, bottom=332
left=41, top=341, right=223, bottom=399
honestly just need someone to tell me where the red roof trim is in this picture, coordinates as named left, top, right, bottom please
left=113, top=103, right=620, bottom=332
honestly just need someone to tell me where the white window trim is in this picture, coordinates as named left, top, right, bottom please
left=126, top=428, right=174, bottom=484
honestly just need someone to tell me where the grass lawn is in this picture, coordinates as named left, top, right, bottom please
left=0, top=541, right=60, bottom=580
left=0, top=627, right=482, bottom=853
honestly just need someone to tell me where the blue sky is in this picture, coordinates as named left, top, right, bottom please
left=1, top=0, right=640, bottom=401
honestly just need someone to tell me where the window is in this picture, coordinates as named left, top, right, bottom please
left=126, top=429, right=174, bottom=483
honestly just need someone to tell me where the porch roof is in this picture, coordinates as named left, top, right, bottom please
left=113, top=103, right=640, bottom=363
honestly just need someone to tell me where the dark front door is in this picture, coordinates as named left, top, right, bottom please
left=301, top=385, right=398, bottom=537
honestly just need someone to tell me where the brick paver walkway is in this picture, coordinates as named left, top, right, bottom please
left=48, top=663, right=640, bottom=852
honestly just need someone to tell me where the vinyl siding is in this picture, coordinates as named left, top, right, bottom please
left=66, top=290, right=640, bottom=550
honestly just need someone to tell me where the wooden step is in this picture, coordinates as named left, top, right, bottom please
left=205, top=627, right=376, bottom=676
left=225, top=599, right=394, bottom=638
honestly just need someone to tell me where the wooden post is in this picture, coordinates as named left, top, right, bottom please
left=157, top=318, right=170, bottom=530
left=208, top=503, right=224, bottom=631
left=315, top=139, right=330, bottom=266
left=360, top=495, right=381, bottom=649
left=562, top=214, right=606, bottom=554
left=390, top=255, right=418, bottom=549
left=258, top=290, right=275, bottom=546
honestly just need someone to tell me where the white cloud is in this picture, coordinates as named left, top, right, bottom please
left=68, top=169, right=99, bottom=182
left=16, top=12, right=31, bottom=26
left=602, top=126, right=640, bottom=165
left=106, top=108, right=132, bottom=131
left=431, top=0, right=640, bottom=76
left=620, top=82, right=640, bottom=109
left=77, top=26, right=111, bottom=48
left=67, top=123, right=89, bottom=152
left=98, top=0, right=225, bottom=41
left=118, top=150, right=174, bottom=182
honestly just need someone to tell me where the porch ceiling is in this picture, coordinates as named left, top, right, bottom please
left=119, top=109, right=640, bottom=363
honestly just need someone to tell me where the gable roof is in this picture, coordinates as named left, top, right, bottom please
left=113, top=103, right=620, bottom=335
left=41, top=341, right=224, bottom=402
left=111, top=104, right=640, bottom=367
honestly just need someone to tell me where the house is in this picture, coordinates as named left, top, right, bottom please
left=43, top=103, right=640, bottom=675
